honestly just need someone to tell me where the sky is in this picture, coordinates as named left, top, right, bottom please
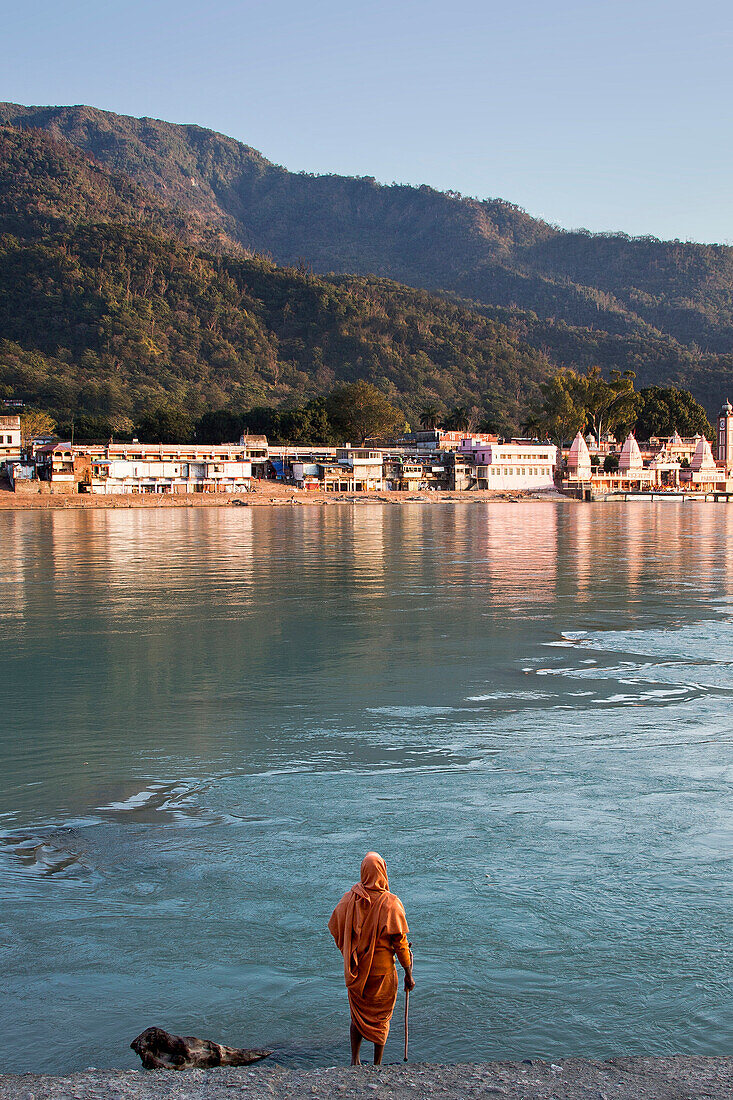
left=3, top=0, right=733, bottom=243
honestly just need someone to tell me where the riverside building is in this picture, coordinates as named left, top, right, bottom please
left=21, top=438, right=268, bottom=494
left=457, top=439, right=557, bottom=490
left=0, top=415, right=21, bottom=465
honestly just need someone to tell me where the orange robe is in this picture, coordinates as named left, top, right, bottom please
left=328, top=852, right=411, bottom=1045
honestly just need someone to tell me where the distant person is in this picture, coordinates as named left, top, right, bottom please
left=328, top=851, right=415, bottom=1066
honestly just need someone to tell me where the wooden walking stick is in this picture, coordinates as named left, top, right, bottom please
left=404, top=941, right=413, bottom=1062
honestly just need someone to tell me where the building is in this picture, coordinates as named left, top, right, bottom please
left=86, top=443, right=256, bottom=494
left=717, top=400, right=733, bottom=469
left=647, top=444, right=681, bottom=488
left=335, top=447, right=385, bottom=491
left=382, top=456, right=425, bottom=491
left=566, top=432, right=592, bottom=483
left=459, top=440, right=557, bottom=490
left=0, top=415, right=21, bottom=465
left=682, top=435, right=722, bottom=490
left=617, top=434, right=654, bottom=488
left=23, top=441, right=264, bottom=494
left=33, top=442, right=79, bottom=487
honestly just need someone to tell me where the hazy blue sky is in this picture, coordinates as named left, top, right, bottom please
left=3, top=0, right=733, bottom=242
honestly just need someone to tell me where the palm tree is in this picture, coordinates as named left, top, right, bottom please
left=446, top=405, right=471, bottom=431
left=419, top=405, right=442, bottom=429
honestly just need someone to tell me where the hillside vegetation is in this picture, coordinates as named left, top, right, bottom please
left=0, top=126, right=552, bottom=430
left=3, top=103, right=733, bottom=371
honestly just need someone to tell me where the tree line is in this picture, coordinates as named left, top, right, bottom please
left=524, top=369, right=712, bottom=445
left=19, top=374, right=713, bottom=450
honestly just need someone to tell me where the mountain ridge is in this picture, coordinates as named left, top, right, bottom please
left=0, top=107, right=730, bottom=423
left=6, top=102, right=733, bottom=359
left=0, top=123, right=555, bottom=428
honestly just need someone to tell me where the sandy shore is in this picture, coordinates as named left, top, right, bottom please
left=0, top=484, right=568, bottom=509
left=1, top=1058, right=730, bottom=1100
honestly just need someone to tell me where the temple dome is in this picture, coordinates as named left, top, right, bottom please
left=690, top=436, right=717, bottom=472
left=568, top=431, right=592, bottom=475
left=618, top=434, right=643, bottom=472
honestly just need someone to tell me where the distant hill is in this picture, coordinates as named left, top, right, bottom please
left=3, top=103, right=733, bottom=368
left=0, top=125, right=554, bottom=429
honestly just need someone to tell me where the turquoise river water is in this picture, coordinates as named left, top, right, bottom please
left=0, top=502, right=731, bottom=1073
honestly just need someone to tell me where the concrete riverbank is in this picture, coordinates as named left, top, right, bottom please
left=1, top=1057, right=731, bottom=1100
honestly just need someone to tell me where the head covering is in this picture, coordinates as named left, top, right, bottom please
left=352, top=851, right=389, bottom=898
left=328, top=852, right=408, bottom=995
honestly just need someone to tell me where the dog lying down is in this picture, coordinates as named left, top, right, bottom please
left=131, top=1026, right=273, bottom=1070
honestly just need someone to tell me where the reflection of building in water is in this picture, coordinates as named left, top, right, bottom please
left=567, top=506, right=594, bottom=597
left=455, top=503, right=560, bottom=606
left=0, top=513, right=33, bottom=621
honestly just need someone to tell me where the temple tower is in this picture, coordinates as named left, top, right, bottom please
left=690, top=435, right=718, bottom=474
left=717, top=399, right=733, bottom=466
left=618, top=434, right=643, bottom=473
left=567, top=432, right=592, bottom=479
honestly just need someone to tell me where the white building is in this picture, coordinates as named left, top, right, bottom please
left=566, top=432, right=592, bottom=481
left=335, top=447, right=385, bottom=491
left=86, top=444, right=256, bottom=494
left=459, top=441, right=557, bottom=490
left=688, top=436, right=720, bottom=487
left=0, top=415, right=21, bottom=464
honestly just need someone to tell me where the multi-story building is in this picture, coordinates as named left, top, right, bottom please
left=0, top=415, right=21, bottom=465
left=459, top=440, right=557, bottom=490
left=335, top=447, right=385, bottom=491
left=86, top=443, right=259, bottom=494
left=27, top=440, right=267, bottom=494
left=716, top=399, right=733, bottom=471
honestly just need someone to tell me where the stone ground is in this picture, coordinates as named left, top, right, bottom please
left=1, top=1058, right=731, bottom=1100
left=0, top=478, right=568, bottom=509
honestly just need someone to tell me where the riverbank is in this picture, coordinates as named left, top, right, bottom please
left=0, top=483, right=568, bottom=509
left=1, top=1057, right=731, bottom=1100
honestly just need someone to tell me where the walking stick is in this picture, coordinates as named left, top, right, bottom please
left=404, top=942, right=413, bottom=1062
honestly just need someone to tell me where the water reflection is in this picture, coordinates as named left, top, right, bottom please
left=0, top=503, right=732, bottom=1072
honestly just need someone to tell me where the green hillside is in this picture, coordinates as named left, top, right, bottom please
left=3, top=102, right=733, bottom=373
left=0, top=125, right=552, bottom=430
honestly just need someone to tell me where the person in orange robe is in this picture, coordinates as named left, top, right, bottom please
left=328, top=851, right=415, bottom=1065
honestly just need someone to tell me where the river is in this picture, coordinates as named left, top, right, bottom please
left=0, top=502, right=731, bottom=1072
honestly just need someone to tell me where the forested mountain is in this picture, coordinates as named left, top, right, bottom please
left=0, top=108, right=730, bottom=428
left=0, top=125, right=553, bottom=429
left=3, top=102, right=733, bottom=369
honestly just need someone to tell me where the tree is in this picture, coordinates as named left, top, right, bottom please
left=419, top=405, right=442, bottom=429
left=634, top=386, right=713, bottom=440
left=196, top=408, right=247, bottom=444
left=445, top=405, right=473, bottom=431
left=325, top=381, right=406, bottom=443
left=20, top=409, right=56, bottom=445
left=135, top=404, right=194, bottom=443
left=535, top=370, right=587, bottom=443
left=581, top=367, right=640, bottom=442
